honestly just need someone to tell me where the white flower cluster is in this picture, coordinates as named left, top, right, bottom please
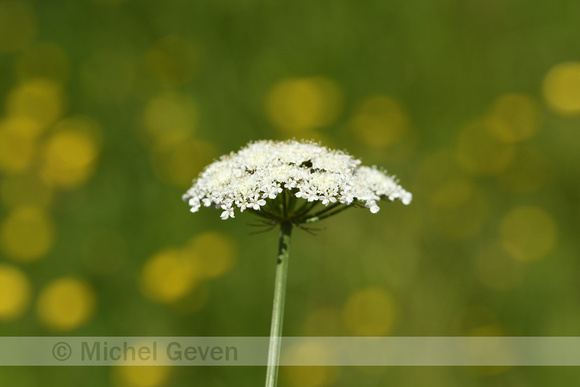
left=183, top=140, right=412, bottom=220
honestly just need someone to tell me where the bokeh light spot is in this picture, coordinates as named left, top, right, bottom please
left=0, top=0, right=37, bottom=52
left=112, top=366, right=171, bottom=387
left=0, top=173, right=53, bottom=209
left=457, top=119, right=515, bottom=176
left=40, top=116, right=101, bottom=189
left=350, top=95, right=409, bottom=148
left=15, top=42, right=69, bottom=83
left=81, top=49, right=135, bottom=102
left=142, top=92, right=198, bottom=151
left=144, top=35, right=199, bottom=87
left=0, top=264, right=31, bottom=321
left=487, top=93, right=543, bottom=143
left=281, top=367, right=339, bottom=387
left=342, top=287, right=396, bottom=336
left=266, top=77, right=343, bottom=133
left=36, top=277, right=96, bottom=331
left=497, top=146, right=548, bottom=193
left=172, top=283, right=210, bottom=315
left=151, top=139, right=217, bottom=188
left=185, top=231, right=237, bottom=279
left=140, top=249, right=199, bottom=304
left=459, top=322, right=513, bottom=376
left=499, top=206, right=557, bottom=261
left=0, top=117, right=38, bottom=174
left=543, top=61, right=580, bottom=116
left=5, top=79, right=64, bottom=128
left=282, top=341, right=336, bottom=367
left=0, top=206, right=55, bottom=262
left=429, top=179, right=487, bottom=239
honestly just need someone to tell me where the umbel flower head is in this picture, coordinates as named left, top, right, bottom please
left=183, top=140, right=412, bottom=226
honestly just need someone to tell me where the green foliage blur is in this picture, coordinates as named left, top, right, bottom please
left=1, top=0, right=580, bottom=385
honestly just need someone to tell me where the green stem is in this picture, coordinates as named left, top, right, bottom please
left=304, top=201, right=341, bottom=219
left=249, top=208, right=279, bottom=220
left=292, top=201, right=319, bottom=220
left=265, top=221, right=292, bottom=387
left=303, top=204, right=352, bottom=223
left=282, top=189, right=288, bottom=218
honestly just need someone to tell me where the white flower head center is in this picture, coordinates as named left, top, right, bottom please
left=183, top=140, right=412, bottom=221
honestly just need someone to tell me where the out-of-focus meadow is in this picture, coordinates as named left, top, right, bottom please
left=1, top=0, right=580, bottom=385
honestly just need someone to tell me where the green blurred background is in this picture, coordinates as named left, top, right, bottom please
left=1, top=0, right=580, bottom=385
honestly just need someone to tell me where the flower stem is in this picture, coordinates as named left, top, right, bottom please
left=300, top=201, right=342, bottom=221
left=265, top=221, right=292, bottom=387
left=303, top=204, right=352, bottom=223
left=282, top=189, right=288, bottom=218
